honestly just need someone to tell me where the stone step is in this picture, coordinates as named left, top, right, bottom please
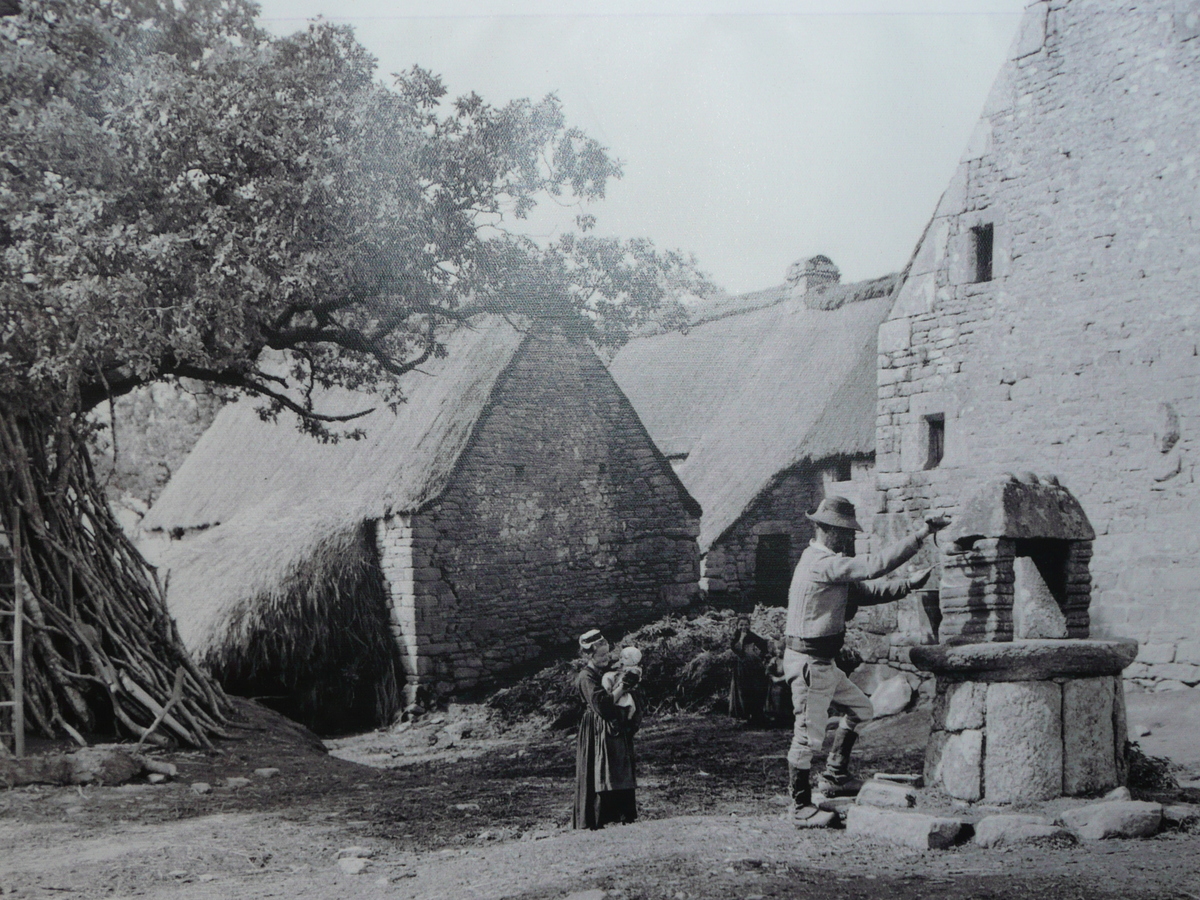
left=844, top=805, right=964, bottom=850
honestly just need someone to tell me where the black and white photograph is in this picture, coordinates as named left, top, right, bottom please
left=2, top=1, right=1199, bottom=897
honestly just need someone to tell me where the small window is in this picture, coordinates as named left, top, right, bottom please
left=832, top=459, right=852, bottom=483
left=513, top=464, right=526, bottom=481
left=925, top=415, right=945, bottom=470
left=598, top=463, right=607, bottom=475
left=971, top=223, right=994, bottom=283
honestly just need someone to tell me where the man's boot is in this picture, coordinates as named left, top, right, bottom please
left=788, top=765, right=835, bottom=828
left=816, top=727, right=861, bottom=798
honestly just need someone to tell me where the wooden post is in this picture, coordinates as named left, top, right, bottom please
left=11, top=506, right=23, bottom=758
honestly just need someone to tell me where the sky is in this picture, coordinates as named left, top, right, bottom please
left=252, top=0, right=1030, bottom=296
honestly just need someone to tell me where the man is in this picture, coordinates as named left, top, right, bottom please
left=783, top=496, right=949, bottom=827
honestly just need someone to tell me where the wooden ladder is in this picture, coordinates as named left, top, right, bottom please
left=0, top=505, right=25, bottom=757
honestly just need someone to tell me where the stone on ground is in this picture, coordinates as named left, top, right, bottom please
left=1162, top=803, right=1200, bottom=831
left=870, top=675, right=915, bottom=717
left=336, top=857, right=369, bottom=875
left=1103, top=786, right=1132, bottom=801
left=147, top=773, right=167, bottom=784
left=845, top=805, right=964, bottom=850
left=974, top=814, right=1074, bottom=848
left=225, top=776, right=251, bottom=789
left=254, top=767, right=281, bottom=778
left=856, top=779, right=917, bottom=808
left=1059, top=800, right=1163, bottom=840
left=337, top=846, right=374, bottom=859
left=190, top=782, right=211, bottom=795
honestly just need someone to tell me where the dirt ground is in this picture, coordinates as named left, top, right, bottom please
left=2, top=689, right=1199, bottom=900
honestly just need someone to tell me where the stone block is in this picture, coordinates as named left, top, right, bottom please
left=1063, top=677, right=1117, bottom=795
left=974, top=814, right=1073, bottom=848
left=940, top=729, right=983, bottom=801
left=1157, top=663, right=1200, bottom=686
left=985, top=681, right=1063, bottom=803
left=1136, top=643, right=1176, bottom=664
left=910, top=639, right=1138, bottom=681
left=933, top=681, right=986, bottom=731
left=844, top=806, right=964, bottom=850
left=870, top=675, right=915, bottom=717
left=1059, top=801, right=1163, bottom=841
left=925, top=730, right=949, bottom=788
left=1012, top=556, right=1069, bottom=639
left=857, top=780, right=917, bottom=809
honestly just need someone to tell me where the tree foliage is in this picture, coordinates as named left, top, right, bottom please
left=0, top=0, right=712, bottom=744
left=1, top=0, right=710, bottom=429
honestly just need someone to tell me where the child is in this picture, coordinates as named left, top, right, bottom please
left=602, top=646, right=643, bottom=719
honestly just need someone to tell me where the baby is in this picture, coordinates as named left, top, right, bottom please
left=601, top=646, right=643, bottom=719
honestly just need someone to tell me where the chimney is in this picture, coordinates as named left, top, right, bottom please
left=785, top=254, right=841, bottom=297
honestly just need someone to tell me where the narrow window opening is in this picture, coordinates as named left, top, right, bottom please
left=832, top=459, right=852, bottom=483
left=597, top=463, right=607, bottom=475
left=925, top=415, right=945, bottom=470
left=513, top=464, right=526, bottom=481
left=971, top=223, right=994, bottom=283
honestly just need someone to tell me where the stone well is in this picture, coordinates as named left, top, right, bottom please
left=910, top=474, right=1137, bottom=804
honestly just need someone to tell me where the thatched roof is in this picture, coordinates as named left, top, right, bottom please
left=608, top=276, right=895, bottom=551
left=141, top=316, right=528, bottom=659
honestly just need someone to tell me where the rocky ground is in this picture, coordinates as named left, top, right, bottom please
left=1, top=690, right=1199, bottom=900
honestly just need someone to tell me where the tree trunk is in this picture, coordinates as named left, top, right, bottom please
left=0, top=401, right=231, bottom=748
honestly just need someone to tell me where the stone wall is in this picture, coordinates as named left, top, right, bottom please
left=874, top=0, right=1200, bottom=689
left=376, top=328, right=701, bottom=698
left=702, top=457, right=873, bottom=605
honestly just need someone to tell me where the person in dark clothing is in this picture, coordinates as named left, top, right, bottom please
left=572, top=629, right=642, bottom=830
left=728, top=617, right=770, bottom=725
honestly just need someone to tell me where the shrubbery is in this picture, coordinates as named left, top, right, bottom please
left=488, top=607, right=789, bottom=729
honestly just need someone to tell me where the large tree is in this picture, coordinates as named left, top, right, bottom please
left=0, top=0, right=711, bottom=745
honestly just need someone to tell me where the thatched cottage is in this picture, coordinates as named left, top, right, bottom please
left=873, top=0, right=1200, bottom=688
left=141, top=317, right=700, bottom=731
left=608, top=258, right=896, bottom=607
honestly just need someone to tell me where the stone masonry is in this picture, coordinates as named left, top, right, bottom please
left=702, top=458, right=873, bottom=604
left=375, top=328, right=701, bottom=699
left=874, top=0, right=1200, bottom=689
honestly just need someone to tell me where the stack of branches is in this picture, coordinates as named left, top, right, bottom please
left=0, top=404, right=232, bottom=749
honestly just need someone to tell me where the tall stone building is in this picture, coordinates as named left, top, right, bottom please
left=141, top=317, right=700, bottom=731
left=875, top=0, right=1200, bottom=688
left=610, top=259, right=896, bottom=607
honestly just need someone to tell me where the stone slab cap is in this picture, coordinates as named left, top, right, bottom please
left=946, top=476, right=1095, bottom=544
left=909, top=639, right=1137, bottom=680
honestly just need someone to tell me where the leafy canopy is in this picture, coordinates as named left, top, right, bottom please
left=0, top=0, right=712, bottom=432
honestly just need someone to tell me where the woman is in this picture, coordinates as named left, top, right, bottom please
left=572, top=628, right=642, bottom=830
left=728, top=617, right=770, bottom=726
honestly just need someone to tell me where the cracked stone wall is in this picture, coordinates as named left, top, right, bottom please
left=874, top=0, right=1200, bottom=688
left=377, top=329, right=701, bottom=699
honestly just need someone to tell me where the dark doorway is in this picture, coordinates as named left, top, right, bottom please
left=754, top=534, right=792, bottom=606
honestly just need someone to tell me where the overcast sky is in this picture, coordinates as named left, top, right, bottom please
left=253, top=0, right=1029, bottom=295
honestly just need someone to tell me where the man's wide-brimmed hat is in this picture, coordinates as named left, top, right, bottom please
left=806, top=496, right=862, bottom=532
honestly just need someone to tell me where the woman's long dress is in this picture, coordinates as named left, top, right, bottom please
left=728, top=629, right=769, bottom=723
left=572, top=663, right=641, bottom=830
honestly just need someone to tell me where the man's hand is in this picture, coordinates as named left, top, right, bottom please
left=907, top=567, right=933, bottom=591
left=925, top=515, right=951, bottom=533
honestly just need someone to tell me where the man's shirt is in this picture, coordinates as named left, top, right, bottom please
left=784, top=533, right=924, bottom=659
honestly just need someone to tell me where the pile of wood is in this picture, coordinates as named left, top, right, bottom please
left=1, top=406, right=231, bottom=748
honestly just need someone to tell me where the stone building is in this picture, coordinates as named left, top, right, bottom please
left=609, top=259, right=896, bottom=607
left=873, top=0, right=1200, bottom=688
left=141, top=317, right=700, bottom=731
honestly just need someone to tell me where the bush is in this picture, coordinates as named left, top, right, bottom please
left=487, top=607, right=781, bottom=729
left=1126, top=741, right=1180, bottom=794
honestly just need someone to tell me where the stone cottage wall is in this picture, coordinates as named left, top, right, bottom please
left=874, top=0, right=1200, bottom=690
left=703, top=457, right=874, bottom=605
left=377, top=328, right=701, bottom=698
